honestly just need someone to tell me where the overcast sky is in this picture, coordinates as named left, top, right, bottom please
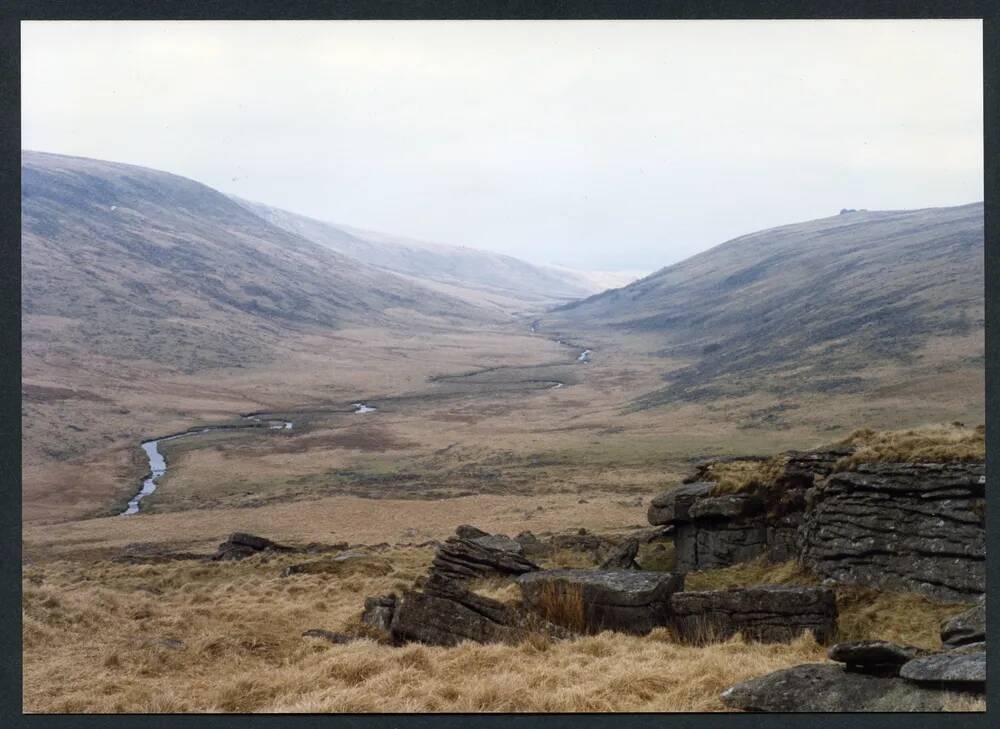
left=22, top=20, right=983, bottom=271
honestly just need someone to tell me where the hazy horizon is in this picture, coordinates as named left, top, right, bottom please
left=22, top=20, right=983, bottom=271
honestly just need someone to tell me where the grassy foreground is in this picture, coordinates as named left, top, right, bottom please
left=23, top=545, right=982, bottom=713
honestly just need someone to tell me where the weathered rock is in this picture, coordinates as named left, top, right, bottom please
left=899, top=651, right=986, bottom=689
left=688, top=493, right=763, bottom=520
left=518, top=569, right=684, bottom=635
left=143, top=637, right=185, bottom=650
left=548, top=531, right=610, bottom=555
left=471, top=534, right=524, bottom=555
left=720, top=664, right=960, bottom=712
left=429, top=536, right=539, bottom=582
left=765, top=513, right=803, bottom=563
left=628, top=525, right=674, bottom=543
left=514, top=531, right=552, bottom=558
left=455, top=524, right=490, bottom=540
left=599, top=538, right=640, bottom=570
left=799, top=462, right=985, bottom=602
left=940, top=598, right=985, bottom=648
left=210, top=532, right=294, bottom=561
left=673, top=519, right=768, bottom=572
left=828, top=640, right=930, bottom=676
left=647, top=482, right=713, bottom=525
left=302, top=629, right=353, bottom=644
left=361, top=594, right=397, bottom=632
left=671, top=586, right=837, bottom=644
left=389, top=574, right=566, bottom=647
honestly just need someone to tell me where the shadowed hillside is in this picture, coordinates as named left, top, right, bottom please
left=22, top=151, right=494, bottom=373
left=546, top=203, right=984, bottom=408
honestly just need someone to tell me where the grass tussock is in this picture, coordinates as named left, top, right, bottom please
left=531, top=582, right=587, bottom=634
left=834, top=586, right=973, bottom=649
left=836, top=423, right=985, bottom=471
left=704, top=456, right=789, bottom=496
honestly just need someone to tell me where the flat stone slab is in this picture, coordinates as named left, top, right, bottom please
left=647, top=482, right=713, bottom=525
left=688, top=493, right=763, bottom=520
left=828, top=640, right=929, bottom=676
left=518, top=569, right=684, bottom=635
left=671, top=586, right=837, bottom=644
left=720, top=663, right=958, bottom=712
left=900, top=652, right=985, bottom=689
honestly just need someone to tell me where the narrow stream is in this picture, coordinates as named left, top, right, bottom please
left=121, top=419, right=293, bottom=516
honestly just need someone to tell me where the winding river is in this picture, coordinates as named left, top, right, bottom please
left=121, top=327, right=591, bottom=516
left=121, top=418, right=293, bottom=516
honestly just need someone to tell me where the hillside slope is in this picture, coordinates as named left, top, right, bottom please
left=22, top=151, right=492, bottom=373
left=233, top=197, right=603, bottom=310
left=546, top=203, right=984, bottom=407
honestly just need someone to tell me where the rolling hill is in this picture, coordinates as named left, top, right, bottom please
left=22, top=151, right=496, bottom=374
left=545, top=203, right=984, bottom=408
left=232, top=197, right=614, bottom=311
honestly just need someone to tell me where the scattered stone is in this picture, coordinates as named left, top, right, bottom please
left=800, top=462, right=985, bottom=602
left=429, top=535, right=539, bottom=582
left=899, top=651, right=986, bottom=690
left=940, top=598, right=985, bottom=648
left=211, top=532, right=293, bottom=561
left=518, top=569, right=684, bottom=635
left=720, top=664, right=957, bottom=712
left=389, top=573, right=567, bottom=647
left=514, top=531, right=552, bottom=558
left=455, top=525, right=490, bottom=540
left=361, top=594, right=397, bottom=632
left=599, top=538, right=640, bottom=570
left=301, top=629, right=353, bottom=644
left=671, top=586, right=837, bottom=644
left=828, top=640, right=930, bottom=676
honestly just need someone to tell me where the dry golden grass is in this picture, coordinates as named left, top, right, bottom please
left=703, top=456, right=789, bottom=496
left=684, top=557, right=818, bottom=591
left=24, top=543, right=981, bottom=714
left=833, top=586, right=972, bottom=649
left=22, top=546, right=830, bottom=713
left=836, top=423, right=985, bottom=471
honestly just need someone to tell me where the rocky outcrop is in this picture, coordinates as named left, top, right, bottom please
left=599, top=538, right=640, bottom=569
left=361, top=594, right=397, bottom=632
left=513, top=531, right=552, bottom=558
left=720, top=664, right=962, bottom=712
left=899, top=651, right=986, bottom=689
left=647, top=482, right=713, bottom=525
left=210, top=532, right=294, bottom=561
left=428, top=534, right=539, bottom=582
left=389, top=573, right=566, bottom=647
left=941, top=597, right=985, bottom=648
left=827, top=641, right=930, bottom=676
left=670, top=586, right=837, bottom=644
left=518, top=569, right=684, bottom=635
left=799, top=462, right=985, bottom=602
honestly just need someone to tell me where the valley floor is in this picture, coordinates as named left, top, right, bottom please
left=21, top=318, right=986, bottom=713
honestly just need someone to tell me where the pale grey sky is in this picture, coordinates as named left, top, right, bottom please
left=22, top=20, right=983, bottom=271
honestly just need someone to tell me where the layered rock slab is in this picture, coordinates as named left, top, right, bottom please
left=670, top=586, right=837, bottom=644
left=518, top=569, right=684, bottom=635
left=799, top=462, right=985, bottom=602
